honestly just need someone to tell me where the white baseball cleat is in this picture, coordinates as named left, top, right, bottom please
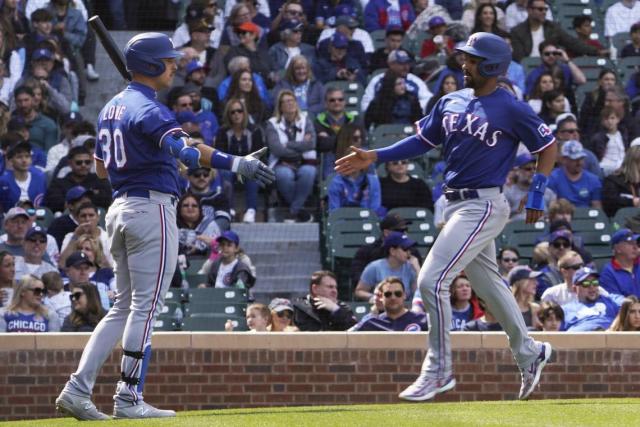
left=113, top=401, right=176, bottom=419
left=519, top=341, right=553, bottom=400
left=55, top=389, right=110, bottom=420
left=398, top=374, right=456, bottom=401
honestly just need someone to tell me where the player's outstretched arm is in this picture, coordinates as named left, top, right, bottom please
left=523, top=141, right=558, bottom=224
left=335, top=146, right=377, bottom=175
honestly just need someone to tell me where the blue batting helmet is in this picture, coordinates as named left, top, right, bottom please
left=455, top=32, right=511, bottom=78
left=124, top=32, right=181, bottom=77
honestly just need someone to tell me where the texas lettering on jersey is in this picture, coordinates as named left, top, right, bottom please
left=441, top=112, right=503, bottom=147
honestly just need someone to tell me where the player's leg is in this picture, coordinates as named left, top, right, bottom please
left=464, top=209, right=551, bottom=400
left=399, top=197, right=508, bottom=401
left=112, top=197, right=178, bottom=417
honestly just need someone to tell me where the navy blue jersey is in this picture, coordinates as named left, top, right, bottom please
left=96, top=82, right=183, bottom=196
left=416, top=88, right=555, bottom=189
left=353, top=310, right=428, bottom=331
left=3, top=311, right=50, bottom=332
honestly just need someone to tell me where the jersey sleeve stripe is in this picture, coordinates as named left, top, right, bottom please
left=529, top=137, right=556, bottom=154
left=158, top=127, right=185, bottom=149
left=415, top=121, right=438, bottom=148
left=94, top=153, right=104, bottom=161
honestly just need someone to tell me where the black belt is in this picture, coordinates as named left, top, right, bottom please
left=116, top=189, right=177, bottom=205
left=444, top=186, right=502, bottom=202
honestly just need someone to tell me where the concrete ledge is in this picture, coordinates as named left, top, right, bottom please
left=2, top=332, right=639, bottom=351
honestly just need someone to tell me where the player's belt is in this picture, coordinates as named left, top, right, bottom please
left=444, top=186, right=502, bottom=202
left=116, top=189, right=178, bottom=206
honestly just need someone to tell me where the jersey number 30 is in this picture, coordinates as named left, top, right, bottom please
left=98, top=128, right=127, bottom=168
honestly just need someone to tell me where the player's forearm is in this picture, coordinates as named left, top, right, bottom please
left=375, top=135, right=431, bottom=163
left=535, top=142, right=558, bottom=176
left=193, top=143, right=240, bottom=172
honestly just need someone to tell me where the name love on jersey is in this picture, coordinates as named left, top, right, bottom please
left=441, top=112, right=502, bottom=147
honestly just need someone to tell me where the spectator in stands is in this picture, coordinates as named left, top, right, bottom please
left=181, top=84, right=220, bottom=147
left=572, top=15, right=607, bottom=57
left=470, top=3, right=508, bottom=38
left=13, top=226, right=57, bottom=280
left=526, top=72, right=567, bottom=115
left=355, top=231, right=420, bottom=301
left=600, top=229, right=640, bottom=298
left=271, top=55, right=324, bottom=116
left=220, top=2, right=267, bottom=54
left=448, top=273, right=483, bottom=330
left=505, top=0, right=549, bottom=32
left=0, top=251, right=16, bottom=307
left=537, top=301, right=564, bottom=331
left=365, top=71, right=423, bottom=128
left=604, top=0, right=640, bottom=40
left=362, top=49, right=432, bottom=113
left=214, top=99, right=263, bottom=223
left=554, top=113, right=603, bottom=179
left=184, top=19, right=216, bottom=67
left=20, top=71, right=69, bottom=121
left=242, top=303, right=271, bottom=332
left=511, top=0, right=599, bottom=62
left=43, top=146, right=111, bottom=213
left=508, top=266, right=542, bottom=330
left=293, top=270, right=357, bottom=331
left=184, top=59, right=221, bottom=116
left=504, top=153, right=556, bottom=220
left=61, top=281, right=105, bottom=332
left=0, top=141, right=47, bottom=213
left=225, top=69, right=271, bottom=124
left=578, top=69, right=619, bottom=137
left=541, top=250, right=584, bottom=306
left=176, top=194, right=221, bottom=257
left=547, top=140, right=603, bottom=208
left=47, top=186, right=90, bottom=249
left=538, top=89, right=570, bottom=127
left=225, top=21, right=274, bottom=86
left=351, top=276, right=428, bottom=331
left=609, top=295, right=640, bottom=331
left=498, top=247, right=520, bottom=283
left=0, top=208, right=30, bottom=257
left=11, top=85, right=58, bottom=151
left=419, top=16, right=454, bottom=58
left=173, top=2, right=224, bottom=50
left=269, top=20, right=316, bottom=75
left=1, top=0, right=29, bottom=40
left=621, top=21, right=640, bottom=58
left=204, top=231, right=256, bottom=289
left=602, top=146, right=640, bottom=218
left=524, top=40, right=586, bottom=99
left=591, top=107, right=629, bottom=176
left=183, top=165, right=231, bottom=232
left=380, top=159, right=433, bottom=212
left=59, top=202, right=111, bottom=265
left=0, top=274, right=60, bottom=332
left=589, top=86, right=640, bottom=143
left=268, top=297, right=299, bottom=332
left=370, top=25, right=406, bottom=72
left=28, top=44, right=74, bottom=107
left=562, top=266, right=624, bottom=331
left=63, top=250, right=114, bottom=311
left=72, top=234, right=111, bottom=271
left=431, top=46, right=466, bottom=95
left=406, top=0, right=452, bottom=41
left=45, top=111, right=81, bottom=176
left=314, top=32, right=366, bottom=86
left=265, top=89, right=317, bottom=223
left=425, top=74, right=458, bottom=114
left=535, top=229, right=573, bottom=300
left=364, top=0, right=415, bottom=32
left=42, top=271, right=70, bottom=320
left=269, top=0, right=309, bottom=45
left=317, top=5, right=374, bottom=57
left=463, top=297, right=502, bottom=331
left=314, top=87, right=359, bottom=179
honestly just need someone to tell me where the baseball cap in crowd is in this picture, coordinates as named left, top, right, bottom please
left=550, top=229, right=573, bottom=245
left=65, top=186, right=90, bottom=203
left=25, top=226, right=47, bottom=241
left=236, top=21, right=260, bottom=34
left=6, top=141, right=31, bottom=159
left=331, top=31, right=349, bottom=48
left=176, top=110, right=198, bottom=124
left=187, top=167, right=209, bottom=176
left=70, top=134, right=96, bottom=149
left=280, top=19, right=304, bottom=32
left=185, top=59, right=205, bottom=76
left=611, top=228, right=639, bottom=246
left=383, top=231, right=416, bottom=250
left=335, top=15, right=358, bottom=28
left=334, top=4, right=357, bottom=18
left=388, top=49, right=412, bottom=64
left=62, top=111, right=83, bottom=127
left=549, top=219, right=572, bottom=233
left=33, top=48, right=54, bottom=61
left=190, top=19, right=214, bottom=33
left=572, top=266, right=599, bottom=286
left=514, top=153, right=535, bottom=168
left=269, top=297, right=293, bottom=313
left=217, top=230, right=240, bottom=245
left=386, top=25, right=405, bottom=36
left=3, top=207, right=29, bottom=223
left=66, top=251, right=93, bottom=269
left=555, top=112, right=577, bottom=127
left=561, top=140, right=586, bottom=159
left=631, top=21, right=640, bottom=33
left=428, top=16, right=446, bottom=29
left=380, top=213, right=410, bottom=231
left=507, top=266, right=542, bottom=287
left=185, top=4, right=205, bottom=22
left=630, top=137, right=640, bottom=148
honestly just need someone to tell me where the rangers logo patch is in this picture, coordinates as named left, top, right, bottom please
left=537, top=124, right=551, bottom=137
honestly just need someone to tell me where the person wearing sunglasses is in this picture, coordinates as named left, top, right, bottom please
left=351, top=277, right=428, bottom=331
left=541, top=250, right=584, bottom=306
left=561, top=266, right=625, bottom=331
left=44, top=145, right=112, bottom=214
left=61, top=282, right=105, bottom=332
left=504, top=153, right=556, bottom=221
left=13, top=226, right=58, bottom=280
left=380, top=157, right=433, bottom=212
left=0, top=274, right=60, bottom=332
left=599, top=228, right=640, bottom=299
left=535, top=229, right=574, bottom=300
left=268, top=297, right=299, bottom=332
left=497, top=246, right=520, bottom=282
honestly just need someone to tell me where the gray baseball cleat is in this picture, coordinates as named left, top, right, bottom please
left=113, top=401, right=176, bottom=419
left=55, top=389, right=110, bottom=421
left=519, top=341, right=553, bottom=400
left=398, top=374, right=456, bottom=401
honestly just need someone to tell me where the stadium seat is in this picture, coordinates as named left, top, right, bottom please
left=376, top=160, right=425, bottom=179
left=164, top=288, right=186, bottom=304
left=350, top=302, right=371, bottom=321
left=570, top=218, right=611, bottom=233
left=154, top=317, right=180, bottom=331
left=370, top=29, right=387, bottom=50
left=573, top=207, right=607, bottom=221
left=388, top=207, right=434, bottom=224
left=612, top=32, right=631, bottom=53
left=186, top=287, right=248, bottom=304
left=611, top=207, right=640, bottom=228
left=401, top=32, right=430, bottom=58
left=520, top=57, right=541, bottom=76
left=182, top=314, right=248, bottom=331
left=34, top=207, right=54, bottom=229
left=618, top=56, right=640, bottom=82
left=327, top=207, right=379, bottom=224
left=185, top=301, right=247, bottom=318
left=185, top=257, right=207, bottom=274
left=369, top=124, right=414, bottom=149
left=186, top=273, right=208, bottom=288
left=575, top=81, right=598, bottom=110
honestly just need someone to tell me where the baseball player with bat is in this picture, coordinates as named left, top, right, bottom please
left=55, top=32, right=275, bottom=420
left=336, top=33, right=556, bottom=401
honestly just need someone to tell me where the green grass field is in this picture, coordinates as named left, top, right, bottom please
left=4, top=399, right=639, bottom=427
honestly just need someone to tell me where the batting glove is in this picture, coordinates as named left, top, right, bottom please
left=236, top=147, right=276, bottom=187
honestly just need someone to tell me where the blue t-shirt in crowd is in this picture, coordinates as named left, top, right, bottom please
left=360, top=258, right=416, bottom=300
left=547, top=167, right=602, bottom=207
left=451, top=304, right=473, bottom=331
left=352, top=310, right=428, bottom=331
left=599, top=259, right=640, bottom=298
left=561, top=293, right=624, bottom=331
left=2, top=311, right=50, bottom=332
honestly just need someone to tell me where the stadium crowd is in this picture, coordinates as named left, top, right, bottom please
left=0, top=0, right=640, bottom=333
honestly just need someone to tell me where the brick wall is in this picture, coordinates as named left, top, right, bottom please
left=1, top=332, right=640, bottom=420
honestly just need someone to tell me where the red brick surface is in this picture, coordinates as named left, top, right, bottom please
left=2, top=347, right=640, bottom=420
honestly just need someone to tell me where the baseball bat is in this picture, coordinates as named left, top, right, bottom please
left=88, top=15, right=131, bottom=81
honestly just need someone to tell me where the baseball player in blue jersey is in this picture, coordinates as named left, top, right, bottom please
left=336, top=33, right=557, bottom=401
left=55, top=33, right=275, bottom=420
